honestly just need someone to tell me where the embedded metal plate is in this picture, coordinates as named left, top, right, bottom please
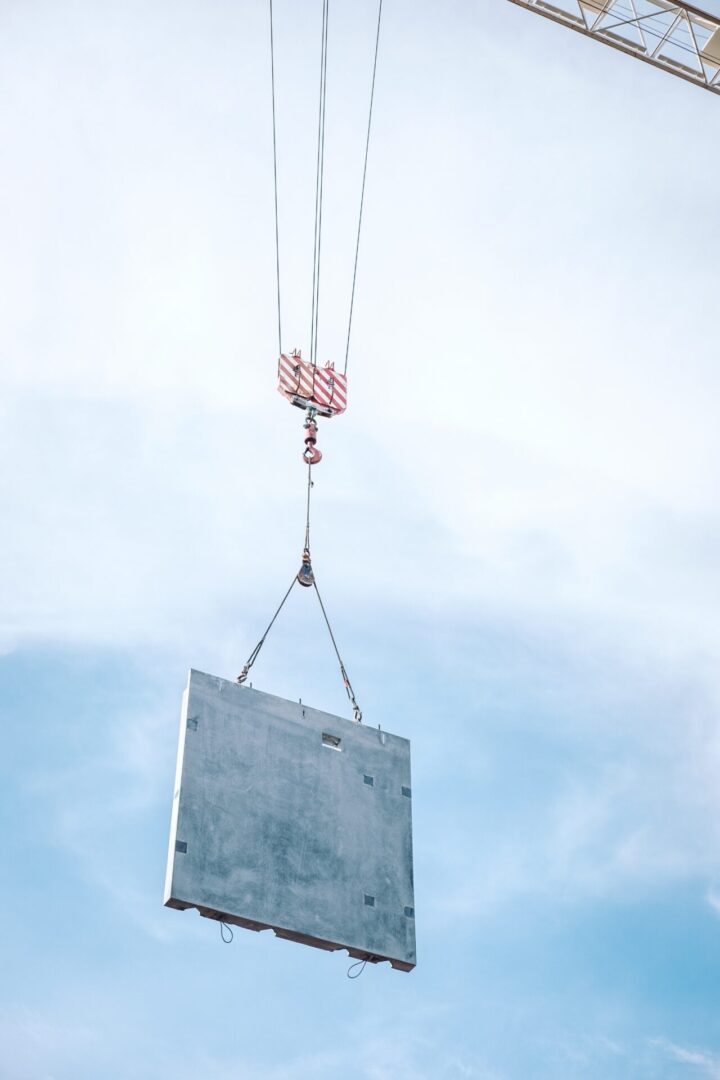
left=164, top=670, right=416, bottom=971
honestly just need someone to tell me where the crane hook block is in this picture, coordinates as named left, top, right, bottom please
left=278, top=350, right=347, bottom=418
left=297, top=548, right=315, bottom=588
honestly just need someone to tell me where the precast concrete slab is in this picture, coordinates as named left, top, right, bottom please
left=164, top=669, right=416, bottom=971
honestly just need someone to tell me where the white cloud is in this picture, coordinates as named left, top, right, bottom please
left=2, top=0, right=720, bottom=685
left=0, top=1001, right=495, bottom=1080
left=0, top=1011, right=101, bottom=1080
left=417, top=649, right=720, bottom=920
left=25, top=701, right=185, bottom=942
left=2, top=4, right=720, bottom=1073
left=163, top=1011, right=496, bottom=1080
left=651, top=1039, right=720, bottom=1078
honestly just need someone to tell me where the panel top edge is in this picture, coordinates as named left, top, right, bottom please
left=186, top=668, right=410, bottom=747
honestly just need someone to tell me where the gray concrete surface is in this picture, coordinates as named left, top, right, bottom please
left=164, top=670, right=416, bottom=971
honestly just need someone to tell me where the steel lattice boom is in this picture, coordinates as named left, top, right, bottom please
left=507, top=0, right=720, bottom=94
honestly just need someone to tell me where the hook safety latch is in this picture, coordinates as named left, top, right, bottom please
left=303, top=417, right=322, bottom=465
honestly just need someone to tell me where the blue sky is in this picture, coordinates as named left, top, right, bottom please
left=3, top=1, right=720, bottom=1077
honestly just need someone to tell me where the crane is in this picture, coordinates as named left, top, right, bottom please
left=507, top=0, right=720, bottom=94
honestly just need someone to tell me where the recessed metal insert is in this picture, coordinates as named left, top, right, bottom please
left=322, top=732, right=342, bottom=750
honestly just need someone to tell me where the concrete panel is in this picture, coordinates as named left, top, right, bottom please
left=165, top=670, right=416, bottom=971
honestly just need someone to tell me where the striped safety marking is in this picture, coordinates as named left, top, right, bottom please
left=277, top=354, right=347, bottom=416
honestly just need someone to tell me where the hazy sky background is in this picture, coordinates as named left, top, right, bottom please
left=2, top=1, right=720, bottom=1077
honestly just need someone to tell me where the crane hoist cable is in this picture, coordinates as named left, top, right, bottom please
left=310, top=0, right=330, bottom=369
left=345, top=0, right=383, bottom=376
left=237, top=457, right=362, bottom=724
left=269, top=0, right=281, bottom=356
left=237, top=0, right=383, bottom=724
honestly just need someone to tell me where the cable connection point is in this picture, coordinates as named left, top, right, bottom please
left=297, top=548, right=315, bottom=588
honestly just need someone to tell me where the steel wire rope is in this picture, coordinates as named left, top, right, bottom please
left=312, top=578, right=362, bottom=722
left=237, top=574, right=298, bottom=683
left=244, top=0, right=363, bottom=721
left=344, top=0, right=383, bottom=376
left=310, top=0, right=330, bottom=368
left=269, top=0, right=282, bottom=355
left=304, top=461, right=313, bottom=550
left=302, top=457, right=361, bottom=721
left=313, top=1, right=330, bottom=366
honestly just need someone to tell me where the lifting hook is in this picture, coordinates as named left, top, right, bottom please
left=303, top=415, right=322, bottom=465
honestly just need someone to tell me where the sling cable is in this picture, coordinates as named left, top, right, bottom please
left=237, top=0, right=384, bottom=723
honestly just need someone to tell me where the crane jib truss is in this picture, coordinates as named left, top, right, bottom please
left=507, top=0, right=720, bottom=94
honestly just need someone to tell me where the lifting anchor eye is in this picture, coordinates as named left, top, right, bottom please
left=303, top=416, right=322, bottom=465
